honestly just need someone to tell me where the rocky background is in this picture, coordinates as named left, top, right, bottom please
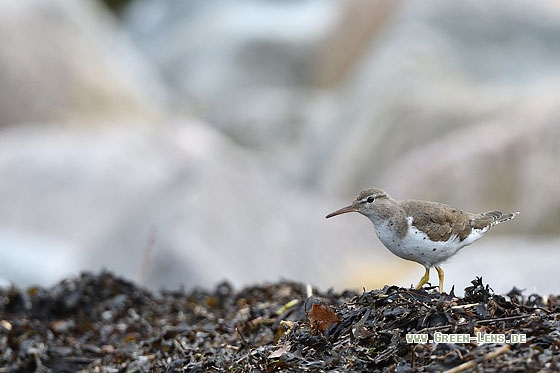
left=1, top=0, right=559, bottom=295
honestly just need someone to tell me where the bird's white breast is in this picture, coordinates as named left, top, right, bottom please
left=373, top=217, right=488, bottom=268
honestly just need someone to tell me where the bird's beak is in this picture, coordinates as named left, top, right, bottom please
left=325, top=205, right=357, bottom=218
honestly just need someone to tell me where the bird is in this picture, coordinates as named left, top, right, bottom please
left=325, top=188, right=519, bottom=292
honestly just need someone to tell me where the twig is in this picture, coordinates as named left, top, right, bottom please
left=476, top=315, right=529, bottom=324
left=444, top=344, right=511, bottom=373
left=517, top=304, right=550, bottom=314
left=135, top=226, right=157, bottom=285
left=451, top=303, right=480, bottom=310
left=236, top=327, right=250, bottom=349
left=306, top=283, right=313, bottom=298
left=412, top=324, right=453, bottom=336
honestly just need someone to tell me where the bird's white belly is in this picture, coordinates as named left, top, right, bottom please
left=373, top=217, right=486, bottom=268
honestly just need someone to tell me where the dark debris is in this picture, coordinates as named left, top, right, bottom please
left=0, top=273, right=558, bottom=372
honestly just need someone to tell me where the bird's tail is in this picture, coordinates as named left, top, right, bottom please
left=470, top=210, right=519, bottom=230
left=479, top=210, right=520, bottom=227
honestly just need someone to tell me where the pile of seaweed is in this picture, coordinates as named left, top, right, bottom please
left=0, top=272, right=558, bottom=372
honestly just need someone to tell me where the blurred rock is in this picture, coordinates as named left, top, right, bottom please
left=1, top=0, right=560, bottom=293
left=0, top=0, right=166, bottom=127
left=124, top=0, right=397, bottom=150
left=124, top=0, right=334, bottom=149
left=315, top=0, right=560, bottom=234
left=0, top=122, right=393, bottom=290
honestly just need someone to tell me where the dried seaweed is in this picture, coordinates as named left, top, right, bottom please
left=0, top=273, right=558, bottom=372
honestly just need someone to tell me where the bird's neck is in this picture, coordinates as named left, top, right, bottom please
left=364, top=200, right=406, bottom=228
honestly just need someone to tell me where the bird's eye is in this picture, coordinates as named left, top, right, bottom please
left=367, top=196, right=375, bottom=203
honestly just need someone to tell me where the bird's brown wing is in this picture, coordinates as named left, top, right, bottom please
left=402, top=200, right=474, bottom=242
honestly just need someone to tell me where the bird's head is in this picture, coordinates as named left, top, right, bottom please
left=326, top=188, right=394, bottom=221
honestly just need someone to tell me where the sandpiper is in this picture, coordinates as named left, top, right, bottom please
left=326, top=188, right=519, bottom=292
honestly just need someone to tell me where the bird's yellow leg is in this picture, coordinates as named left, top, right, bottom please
left=435, top=266, right=444, bottom=293
left=415, top=267, right=430, bottom=290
